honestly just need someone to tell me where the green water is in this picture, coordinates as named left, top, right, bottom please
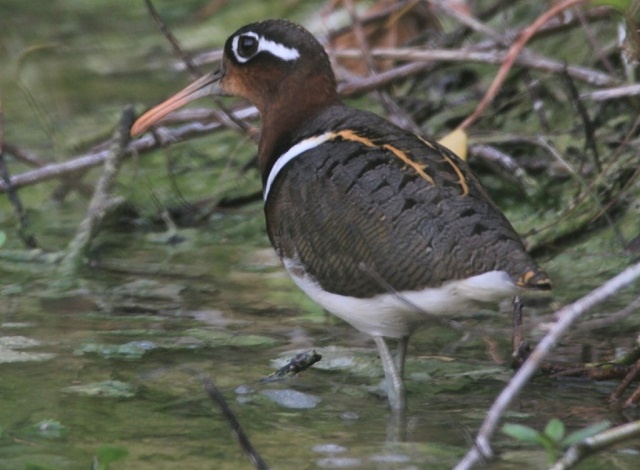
left=1, top=229, right=636, bottom=469
left=1, top=1, right=639, bottom=469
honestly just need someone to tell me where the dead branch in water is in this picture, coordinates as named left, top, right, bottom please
left=57, top=107, right=135, bottom=276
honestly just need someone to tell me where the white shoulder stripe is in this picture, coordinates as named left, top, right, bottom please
left=263, top=132, right=334, bottom=201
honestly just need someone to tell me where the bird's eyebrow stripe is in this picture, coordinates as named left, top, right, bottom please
left=232, top=32, right=300, bottom=64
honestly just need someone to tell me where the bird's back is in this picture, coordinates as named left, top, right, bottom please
left=264, top=104, right=550, bottom=300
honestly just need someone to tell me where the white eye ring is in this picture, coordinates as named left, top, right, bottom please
left=231, top=32, right=300, bottom=64
left=233, top=32, right=260, bottom=61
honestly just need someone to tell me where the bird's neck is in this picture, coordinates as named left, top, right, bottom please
left=257, top=73, right=339, bottom=181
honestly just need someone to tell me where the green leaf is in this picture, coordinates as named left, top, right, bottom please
left=562, top=421, right=611, bottom=447
left=0, top=231, right=6, bottom=248
left=502, top=423, right=542, bottom=444
left=544, top=418, right=566, bottom=443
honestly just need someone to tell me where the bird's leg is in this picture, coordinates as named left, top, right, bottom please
left=373, top=336, right=406, bottom=412
left=511, top=295, right=530, bottom=368
left=395, top=336, right=409, bottom=379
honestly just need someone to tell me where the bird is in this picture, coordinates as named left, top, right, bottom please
left=131, top=19, right=551, bottom=412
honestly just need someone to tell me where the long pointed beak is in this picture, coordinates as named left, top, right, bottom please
left=131, top=69, right=225, bottom=136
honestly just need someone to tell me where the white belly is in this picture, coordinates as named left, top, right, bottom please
left=283, top=257, right=518, bottom=338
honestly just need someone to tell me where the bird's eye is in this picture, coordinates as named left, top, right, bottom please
left=237, top=34, right=258, bottom=59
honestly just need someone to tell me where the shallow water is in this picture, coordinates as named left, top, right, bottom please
left=1, top=2, right=639, bottom=469
left=1, top=222, right=638, bottom=469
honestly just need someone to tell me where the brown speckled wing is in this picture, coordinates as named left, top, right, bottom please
left=264, top=105, right=550, bottom=298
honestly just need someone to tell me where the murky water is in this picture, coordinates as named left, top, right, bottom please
left=1, top=2, right=639, bottom=469
left=1, top=228, right=637, bottom=469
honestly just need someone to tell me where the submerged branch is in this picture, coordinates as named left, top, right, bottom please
left=57, top=107, right=134, bottom=276
left=203, top=378, right=269, bottom=470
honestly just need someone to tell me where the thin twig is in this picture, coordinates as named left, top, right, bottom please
left=577, top=294, right=640, bottom=331
left=326, top=0, right=421, bottom=39
left=2, top=142, right=48, bottom=167
left=57, top=107, right=134, bottom=275
left=0, top=93, right=38, bottom=248
left=338, top=61, right=431, bottom=96
left=434, top=0, right=506, bottom=43
left=454, top=260, right=640, bottom=470
left=457, top=0, right=593, bottom=130
left=581, top=83, right=640, bottom=100
left=609, top=357, right=640, bottom=402
left=534, top=135, right=628, bottom=250
left=623, top=381, right=640, bottom=407
left=521, top=69, right=551, bottom=132
left=340, top=0, right=422, bottom=133
left=203, top=378, right=269, bottom=470
left=510, top=296, right=526, bottom=368
left=144, top=0, right=197, bottom=72
left=2, top=142, right=96, bottom=198
left=333, top=47, right=617, bottom=87
left=575, top=6, right=615, bottom=75
left=561, top=69, right=601, bottom=171
left=342, top=0, right=377, bottom=74
left=470, top=144, right=538, bottom=195
left=142, top=0, right=250, bottom=136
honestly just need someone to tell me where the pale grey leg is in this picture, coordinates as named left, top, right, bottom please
left=395, top=336, right=409, bottom=379
left=373, top=336, right=406, bottom=412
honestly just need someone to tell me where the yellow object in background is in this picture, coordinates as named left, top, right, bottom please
left=438, top=128, right=468, bottom=161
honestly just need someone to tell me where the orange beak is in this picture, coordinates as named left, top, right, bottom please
left=130, top=69, right=225, bottom=137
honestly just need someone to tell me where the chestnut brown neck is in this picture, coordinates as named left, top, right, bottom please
left=257, top=71, right=340, bottom=178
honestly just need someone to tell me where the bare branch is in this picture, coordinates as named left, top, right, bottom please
left=550, top=420, right=640, bottom=470
left=458, top=0, right=595, bottom=130
left=0, top=106, right=258, bottom=194
left=57, top=107, right=135, bottom=275
left=581, top=83, right=640, bottom=100
left=333, top=47, right=617, bottom=87
left=454, top=260, right=640, bottom=470
left=142, top=0, right=251, bottom=135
